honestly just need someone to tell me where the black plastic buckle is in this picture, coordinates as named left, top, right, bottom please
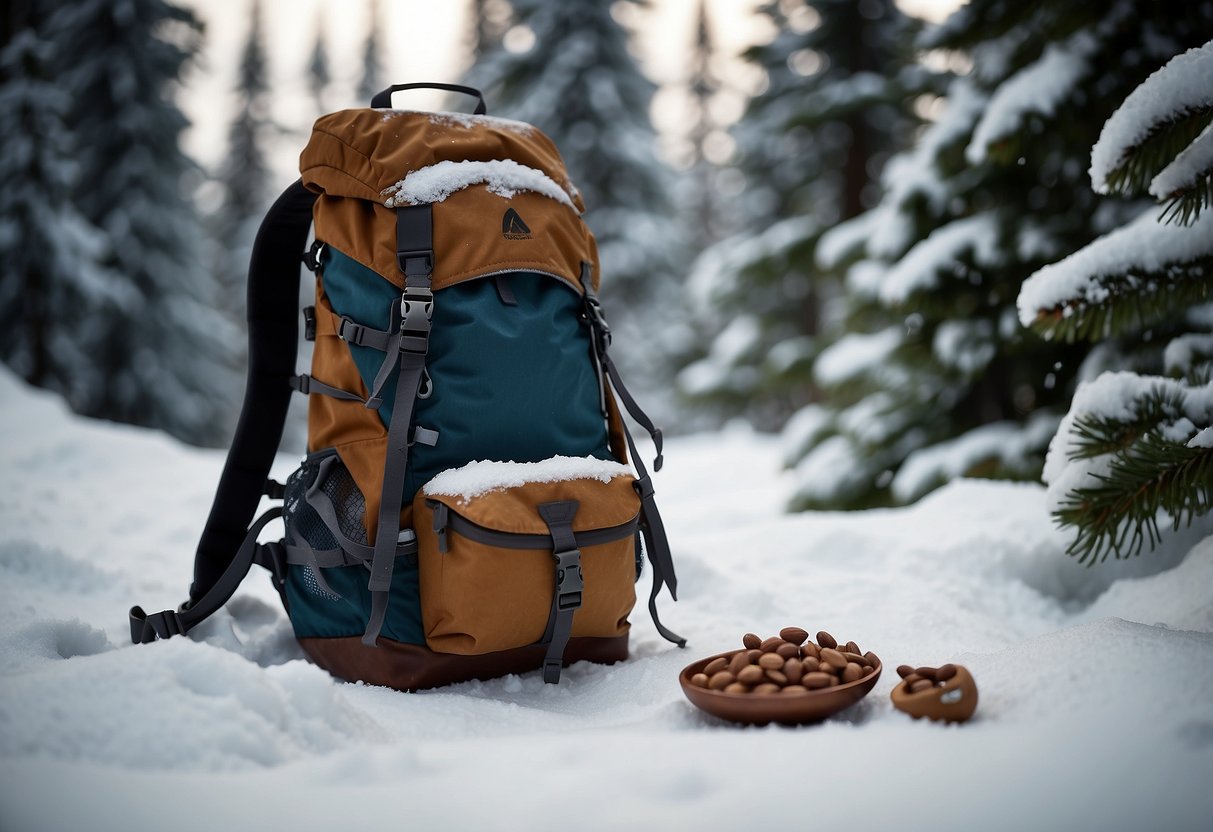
left=397, top=249, right=434, bottom=277
left=336, top=316, right=364, bottom=345
left=302, top=240, right=326, bottom=272
left=399, top=287, right=434, bottom=354
left=632, top=476, right=656, bottom=501
left=129, top=605, right=186, bottom=644
left=302, top=306, right=316, bottom=341
left=554, top=549, right=584, bottom=611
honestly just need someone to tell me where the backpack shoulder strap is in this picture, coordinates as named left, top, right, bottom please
left=130, top=179, right=317, bottom=643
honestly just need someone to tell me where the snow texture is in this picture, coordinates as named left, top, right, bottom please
left=1190, top=427, right=1213, bottom=448
left=1017, top=207, right=1213, bottom=324
left=1, top=368, right=1212, bottom=831
left=1042, top=370, right=1213, bottom=513
left=422, top=456, right=632, bottom=503
left=1150, top=120, right=1213, bottom=199
left=382, top=159, right=577, bottom=210
left=1165, top=333, right=1213, bottom=375
left=1091, top=40, right=1213, bottom=193
left=813, top=327, right=902, bottom=387
left=880, top=212, right=1001, bottom=305
left=967, top=31, right=1098, bottom=165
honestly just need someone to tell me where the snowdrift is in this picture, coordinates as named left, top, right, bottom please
left=0, top=368, right=1210, bottom=831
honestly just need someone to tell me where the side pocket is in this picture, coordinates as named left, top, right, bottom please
left=413, top=458, right=641, bottom=655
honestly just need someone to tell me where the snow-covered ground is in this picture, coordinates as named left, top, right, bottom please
left=1, top=367, right=1211, bottom=832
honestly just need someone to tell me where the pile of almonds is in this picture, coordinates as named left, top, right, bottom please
left=895, top=663, right=957, bottom=692
left=689, top=627, right=879, bottom=696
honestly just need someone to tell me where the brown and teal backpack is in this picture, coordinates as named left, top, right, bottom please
left=129, top=83, right=683, bottom=689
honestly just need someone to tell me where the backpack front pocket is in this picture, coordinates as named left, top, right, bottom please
left=413, top=457, right=640, bottom=660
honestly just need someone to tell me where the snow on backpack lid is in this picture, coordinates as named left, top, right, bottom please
left=423, top=456, right=632, bottom=503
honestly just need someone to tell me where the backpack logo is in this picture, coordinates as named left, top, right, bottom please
left=502, top=208, right=532, bottom=240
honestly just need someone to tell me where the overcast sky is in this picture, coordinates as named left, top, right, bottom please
left=176, top=0, right=961, bottom=182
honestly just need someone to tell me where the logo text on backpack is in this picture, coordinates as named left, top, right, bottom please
left=502, top=208, right=532, bottom=240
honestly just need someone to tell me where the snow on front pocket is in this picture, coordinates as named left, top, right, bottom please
left=413, top=456, right=640, bottom=656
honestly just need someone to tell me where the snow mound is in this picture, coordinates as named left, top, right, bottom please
left=423, top=456, right=633, bottom=502
left=382, top=159, right=577, bottom=210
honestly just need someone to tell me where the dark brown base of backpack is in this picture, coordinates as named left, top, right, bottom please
left=298, top=634, right=630, bottom=691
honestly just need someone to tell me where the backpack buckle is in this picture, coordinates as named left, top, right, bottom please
left=553, top=549, right=584, bottom=611
left=399, top=287, right=433, bottom=354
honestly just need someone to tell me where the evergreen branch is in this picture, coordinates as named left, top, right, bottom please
left=1027, top=260, right=1213, bottom=343
left=1054, top=428, right=1213, bottom=565
left=1101, top=108, right=1213, bottom=199
left=1065, top=388, right=1187, bottom=460
left=1159, top=172, right=1213, bottom=226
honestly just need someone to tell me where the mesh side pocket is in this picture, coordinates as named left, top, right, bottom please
left=319, top=461, right=369, bottom=545
left=283, top=454, right=339, bottom=552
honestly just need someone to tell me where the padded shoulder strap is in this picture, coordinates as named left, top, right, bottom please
left=190, top=180, right=317, bottom=603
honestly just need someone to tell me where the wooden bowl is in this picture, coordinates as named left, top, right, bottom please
left=679, top=649, right=882, bottom=726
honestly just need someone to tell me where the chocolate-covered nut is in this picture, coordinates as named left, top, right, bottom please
left=779, top=626, right=809, bottom=646
left=803, top=672, right=834, bottom=689
left=760, top=636, right=787, bottom=653
left=724, top=682, right=750, bottom=694
left=802, top=642, right=820, bottom=660
left=704, top=657, right=728, bottom=675
left=784, top=658, right=804, bottom=684
left=691, top=673, right=709, bottom=688
left=842, top=651, right=865, bottom=665
left=742, top=633, right=762, bottom=650
left=820, top=648, right=848, bottom=669
left=896, top=665, right=915, bottom=679
left=746, top=649, right=763, bottom=663
left=766, top=669, right=789, bottom=686
left=816, top=631, right=838, bottom=650
left=818, top=660, right=839, bottom=675
left=845, top=641, right=861, bottom=656
left=843, top=662, right=862, bottom=683
left=915, top=666, right=938, bottom=681
left=776, top=643, right=800, bottom=660
left=758, top=653, right=785, bottom=671
left=935, top=663, right=957, bottom=682
left=909, top=678, right=934, bottom=693
left=753, top=683, right=781, bottom=695
left=737, top=665, right=765, bottom=686
left=709, top=671, right=735, bottom=690
left=902, top=673, right=924, bottom=686
left=801, top=656, right=820, bottom=672
left=780, top=685, right=810, bottom=696
left=729, top=652, right=752, bottom=675
left=861, top=664, right=875, bottom=677
left=864, top=652, right=880, bottom=668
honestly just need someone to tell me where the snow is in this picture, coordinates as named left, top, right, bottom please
left=1150, top=120, right=1213, bottom=200
left=377, top=109, right=537, bottom=137
left=1164, top=332, right=1213, bottom=375
left=2, top=369, right=1212, bottom=831
left=1042, top=370, right=1213, bottom=514
left=879, top=212, right=1001, bottom=306
left=1091, top=40, right=1213, bottom=193
left=381, top=159, right=577, bottom=210
left=423, top=456, right=632, bottom=503
left=1018, top=207, right=1213, bottom=325
left=967, top=31, right=1099, bottom=165
left=813, top=327, right=902, bottom=387
left=1190, top=427, right=1213, bottom=449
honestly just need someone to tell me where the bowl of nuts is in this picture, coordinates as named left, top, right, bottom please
left=680, top=627, right=882, bottom=726
left=889, top=663, right=978, bottom=723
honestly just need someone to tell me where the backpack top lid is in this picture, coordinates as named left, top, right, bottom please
left=300, top=108, right=600, bottom=296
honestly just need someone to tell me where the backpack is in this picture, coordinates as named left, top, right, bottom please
left=128, top=83, right=684, bottom=689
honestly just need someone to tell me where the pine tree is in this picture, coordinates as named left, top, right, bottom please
left=26, top=0, right=240, bottom=445
left=215, top=0, right=272, bottom=316
left=1018, top=39, right=1213, bottom=563
left=466, top=0, right=689, bottom=413
left=357, top=0, right=385, bottom=104
left=307, top=11, right=330, bottom=113
left=685, top=0, right=723, bottom=251
left=0, top=1, right=121, bottom=409
left=785, top=0, right=1213, bottom=511
left=676, top=0, right=931, bottom=427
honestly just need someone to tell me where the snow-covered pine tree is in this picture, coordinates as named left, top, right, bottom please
left=677, top=0, right=930, bottom=428
left=1018, top=40, right=1213, bottom=563
left=38, top=0, right=239, bottom=446
left=786, top=0, right=1213, bottom=511
left=0, top=1, right=124, bottom=411
left=466, top=0, right=688, bottom=415
left=684, top=0, right=723, bottom=251
left=308, top=10, right=330, bottom=113
left=215, top=0, right=272, bottom=319
left=356, top=0, right=385, bottom=104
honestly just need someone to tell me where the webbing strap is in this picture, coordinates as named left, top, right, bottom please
left=131, top=507, right=284, bottom=643
left=291, top=373, right=366, bottom=403
left=191, top=180, right=316, bottom=605
left=537, top=501, right=584, bottom=684
left=364, top=204, right=434, bottom=646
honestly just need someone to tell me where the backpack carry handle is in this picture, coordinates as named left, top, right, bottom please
left=371, top=82, right=487, bottom=114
